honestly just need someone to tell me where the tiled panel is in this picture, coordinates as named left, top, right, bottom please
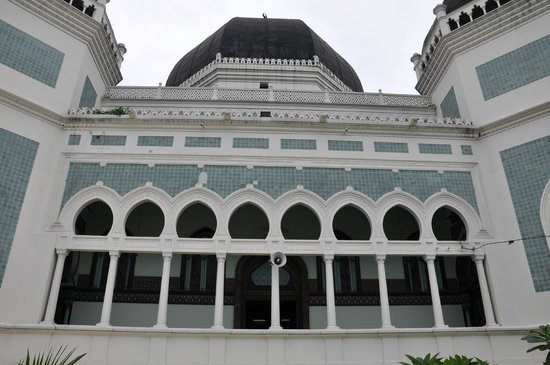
left=0, top=129, right=39, bottom=285
left=0, top=20, right=65, bottom=87
left=374, top=142, right=409, bottom=153
left=419, top=143, right=452, bottom=155
left=461, top=145, right=473, bottom=156
left=476, top=35, right=550, bottom=100
left=328, top=140, right=363, bottom=152
left=501, top=136, right=550, bottom=292
left=68, top=134, right=81, bottom=146
left=137, top=136, right=174, bottom=147
left=78, top=77, right=97, bottom=108
left=233, top=137, right=269, bottom=149
left=281, top=139, right=317, bottom=150
left=440, top=87, right=461, bottom=119
left=62, top=164, right=478, bottom=215
left=90, top=135, right=126, bottom=146
left=185, top=137, right=221, bottom=148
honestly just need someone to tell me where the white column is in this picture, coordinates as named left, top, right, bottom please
left=155, top=252, right=172, bottom=328
left=324, top=255, right=339, bottom=330
left=425, top=255, right=447, bottom=328
left=42, top=249, right=68, bottom=324
left=212, top=253, right=226, bottom=329
left=376, top=255, right=393, bottom=328
left=473, top=255, right=497, bottom=326
left=433, top=4, right=450, bottom=36
left=269, top=262, right=282, bottom=330
left=98, top=251, right=119, bottom=326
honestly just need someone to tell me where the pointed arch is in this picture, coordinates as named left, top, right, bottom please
left=326, top=190, right=376, bottom=240
left=173, top=187, right=224, bottom=238
left=120, top=186, right=173, bottom=236
left=425, top=192, right=484, bottom=239
left=375, top=190, right=425, bottom=240
left=223, top=187, right=275, bottom=237
left=276, top=189, right=328, bottom=238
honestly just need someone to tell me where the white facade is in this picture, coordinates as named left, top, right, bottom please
left=0, top=0, right=549, bottom=364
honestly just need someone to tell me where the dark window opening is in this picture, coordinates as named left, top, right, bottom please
left=458, top=12, right=471, bottom=26
left=485, top=0, right=499, bottom=12
left=332, top=205, right=371, bottom=240
left=448, top=18, right=458, bottom=31
left=259, top=82, right=269, bottom=89
left=471, top=5, right=484, bottom=19
left=260, top=111, right=271, bottom=117
left=432, top=206, right=467, bottom=241
left=383, top=206, right=420, bottom=240
left=281, top=204, right=321, bottom=240
left=75, top=201, right=113, bottom=236
left=125, top=202, right=165, bottom=237
left=177, top=203, right=217, bottom=238
left=229, top=204, right=269, bottom=239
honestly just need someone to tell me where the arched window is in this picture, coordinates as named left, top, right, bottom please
left=75, top=200, right=113, bottom=236
left=228, top=203, right=269, bottom=239
left=383, top=206, right=420, bottom=240
left=485, top=0, right=498, bottom=12
left=471, top=5, right=484, bottom=20
left=458, top=12, right=471, bottom=26
left=125, top=201, right=165, bottom=237
left=177, top=202, right=217, bottom=238
left=432, top=206, right=467, bottom=241
left=448, top=18, right=458, bottom=31
left=332, top=205, right=371, bottom=240
left=281, top=204, right=321, bottom=240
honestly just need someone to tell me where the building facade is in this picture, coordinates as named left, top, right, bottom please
left=0, top=0, right=549, bottom=364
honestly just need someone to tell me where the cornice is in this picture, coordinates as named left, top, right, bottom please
left=0, top=89, right=64, bottom=128
left=10, top=0, right=122, bottom=86
left=416, top=0, right=550, bottom=95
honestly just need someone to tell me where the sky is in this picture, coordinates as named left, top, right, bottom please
left=106, top=1, right=438, bottom=95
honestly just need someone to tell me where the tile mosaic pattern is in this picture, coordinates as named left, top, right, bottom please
left=68, top=135, right=81, bottom=146
left=0, top=129, right=39, bottom=285
left=374, top=142, right=409, bottom=153
left=440, top=87, right=461, bottom=119
left=185, top=137, right=221, bottom=148
left=90, top=135, right=126, bottom=146
left=61, top=164, right=478, bottom=215
left=78, top=77, right=97, bottom=108
left=476, top=35, right=550, bottom=100
left=233, top=137, right=269, bottom=149
left=461, top=145, right=473, bottom=156
left=328, top=140, right=363, bottom=152
left=419, top=143, right=453, bottom=155
left=137, top=136, right=174, bottom=147
left=0, top=20, right=65, bottom=88
left=281, top=139, right=317, bottom=150
left=500, top=136, right=550, bottom=292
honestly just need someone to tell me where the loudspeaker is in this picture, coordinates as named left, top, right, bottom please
left=270, top=252, right=287, bottom=267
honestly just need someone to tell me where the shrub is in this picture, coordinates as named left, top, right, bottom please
left=522, top=324, right=550, bottom=365
left=17, top=346, right=85, bottom=365
left=400, top=353, right=489, bottom=365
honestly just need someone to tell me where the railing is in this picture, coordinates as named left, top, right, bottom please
left=103, top=86, right=433, bottom=107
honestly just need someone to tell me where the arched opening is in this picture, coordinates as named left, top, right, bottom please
left=448, top=18, right=458, bottom=31
left=75, top=200, right=113, bottom=236
left=234, top=256, right=308, bottom=329
left=125, top=201, right=165, bottom=237
left=499, top=0, right=511, bottom=5
left=71, top=0, right=84, bottom=11
left=383, top=206, right=420, bottom=240
left=432, top=206, right=467, bottom=241
left=177, top=202, right=217, bottom=238
left=485, top=0, right=499, bottom=12
left=458, top=12, right=471, bottom=26
left=228, top=203, right=269, bottom=239
left=332, top=205, right=371, bottom=240
left=471, top=5, right=484, bottom=19
left=281, top=204, right=321, bottom=240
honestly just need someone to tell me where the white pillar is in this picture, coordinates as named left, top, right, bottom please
left=324, top=255, right=339, bottom=330
left=269, top=263, right=282, bottom=330
left=155, top=252, right=172, bottom=328
left=42, top=249, right=68, bottom=324
left=376, top=255, right=393, bottom=328
left=433, top=4, right=451, bottom=36
left=98, top=251, right=119, bottom=326
left=212, top=253, right=226, bottom=329
left=425, top=255, right=447, bottom=328
left=473, top=255, right=497, bottom=326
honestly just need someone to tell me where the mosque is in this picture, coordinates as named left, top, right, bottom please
left=0, top=0, right=549, bottom=364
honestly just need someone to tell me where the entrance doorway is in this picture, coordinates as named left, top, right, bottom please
left=235, top=256, right=309, bottom=329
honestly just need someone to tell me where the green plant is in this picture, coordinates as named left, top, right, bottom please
left=522, top=324, right=550, bottom=365
left=17, top=346, right=85, bottom=365
left=400, top=353, right=489, bottom=365
left=92, top=106, right=128, bottom=116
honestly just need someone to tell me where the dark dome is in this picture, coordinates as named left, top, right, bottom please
left=443, top=0, right=474, bottom=13
left=166, top=17, right=363, bottom=92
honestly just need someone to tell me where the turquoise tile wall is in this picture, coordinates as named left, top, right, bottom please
left=501, top=136, right=550, bottom=292
left=461, top=145, right=473, bottom=155
left=328, top=140, right=363, bottom=152
left=233, top=137, right=269, bottom=149
left=137, top=136, right=174, bottom=147
left=374, top=142, right=409, bottom=153
left=281, top=139, right=317, bottom=150
left=61, top=164, right=478, bottom=214
left=90, top=135, right=126, bottom=146
left=78, top=77, right=97, bottom=108
left=68, top=135, right=81, bottom=146
left=440, top=87, right=461, bottom=119
left=0, top=129, right=39, bottom=285
left=0, top=20, right=64, bottom=88
left=476, top=35, right=550, bottom=100
left=185, top=137, right=221, bottom=148
left=419, top=143, right=453, bottom=155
